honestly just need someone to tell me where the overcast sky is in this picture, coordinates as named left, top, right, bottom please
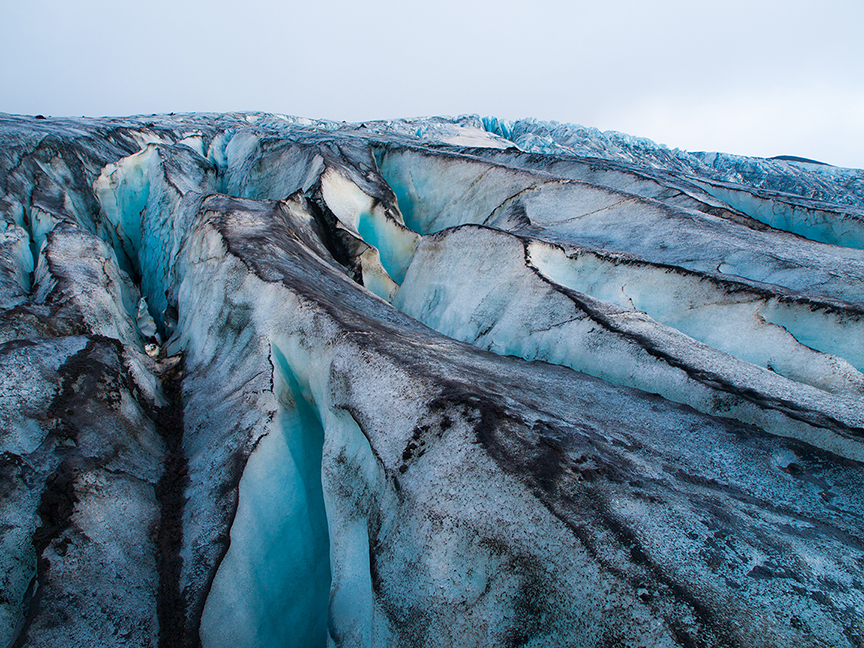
left=3, top=0, right=863, bottom=168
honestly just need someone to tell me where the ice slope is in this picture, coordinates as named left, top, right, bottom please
left=0, top=111, right=862, bottom=648
left=394, top=225, right=864, bottom=459
left=480, top=116, right=864, bottom=210
left=480, top=117, right=864, bottom=250
left=374, top=145, right=864, bottom=305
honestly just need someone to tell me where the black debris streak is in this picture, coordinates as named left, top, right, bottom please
left=152, top=357, right=190, bottom=648
left=446, top=388, right=742, bottom=648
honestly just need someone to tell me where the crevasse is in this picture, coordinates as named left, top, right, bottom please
left=200, top=343, right=330, bottom=648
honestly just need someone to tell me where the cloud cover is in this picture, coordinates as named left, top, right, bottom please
left=2, top=0, right=862, bottom=167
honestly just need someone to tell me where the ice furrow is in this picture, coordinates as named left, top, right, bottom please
left=526, top=241, right=864, bottom=386
left=374, top=142, right=864, bottom=306
left=693, top=178, right=864, bottom=250
left=489, top=181, right=864, bottom=306
left=93, top=141, right=216, bottom=334
left=394, top=225, right=864, bottom=460
left=200, top=343, right=330, bottom=648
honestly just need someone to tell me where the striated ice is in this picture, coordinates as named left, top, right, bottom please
left=1, top=111, right=863, bottom=648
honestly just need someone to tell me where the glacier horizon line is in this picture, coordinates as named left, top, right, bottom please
left=0, top=109, right=853, bottom=170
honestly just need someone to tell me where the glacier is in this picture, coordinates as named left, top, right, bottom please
left=0, top=111, right=863, bottom=647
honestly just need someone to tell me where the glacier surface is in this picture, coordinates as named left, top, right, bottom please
left=0, top=111, right=863, bottom=647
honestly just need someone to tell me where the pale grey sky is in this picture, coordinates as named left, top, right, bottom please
left=3, top=0, right=863, bottom=167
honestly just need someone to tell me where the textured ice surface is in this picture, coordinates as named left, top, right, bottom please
left=526, top=241, right=864, bottom=382
left=394, top=225, right=864, bottom=459
left=693, top=179, right=864, bottom=250
left=1, top=111, right=863, bottom=647
left=481, top=116, right=864, bottom=208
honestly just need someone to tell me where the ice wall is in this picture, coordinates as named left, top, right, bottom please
left=200, top=344, right=330, bottom=648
